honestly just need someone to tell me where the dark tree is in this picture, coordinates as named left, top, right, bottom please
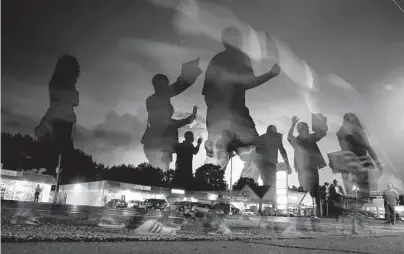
left=162, top=169, right=176, bottom=188
left=136, top=162, right=164, bottom=187
left=194, top=163, right=228, bottom=191
left=232, top=177, right=259, bottom=192
left=291, top=185, right=298, bottom=191
left=297, top=186, right=305, bottom=192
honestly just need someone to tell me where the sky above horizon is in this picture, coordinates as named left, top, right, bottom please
left=2, top=0, right=404, bottom=191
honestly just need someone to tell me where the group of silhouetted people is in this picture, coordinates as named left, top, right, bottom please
left=34, top=26, right=384, bottom=211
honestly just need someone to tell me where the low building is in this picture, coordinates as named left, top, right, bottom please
left=58, top=181, right=171, bottom=206
left=1, top=169, right=56, bottom=202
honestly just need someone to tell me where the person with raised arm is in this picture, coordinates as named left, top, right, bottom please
left=203, top=26, right=281, bottom=175
left=288, top=116, right=327, bottom=217
left=141, top=63, right=202, bottom=171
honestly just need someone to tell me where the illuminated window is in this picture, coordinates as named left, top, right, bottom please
left=277, top=189, right=287, bottom=195
left=277, top=195, right=288, bottom=205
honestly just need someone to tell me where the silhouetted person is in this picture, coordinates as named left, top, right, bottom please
left=34, top=184, right=41, bottom=202
left=320, top=182, right=330, bottom=216
left=203, top=26, right=281, bottom=172
left=35, top=55, right=80, bottom=199
left=288, top=116, right=327, bottom=217
left=329, top=179, right=345, bottom=221
left=254, top=125, right=291, bottom=186
left=174, top=131, right=202, bottom=189
left=383, top=184, right=399, bottom=225
left=336, top=113, right=383, bottom=200
left=141, top=73, right=201, bottom=171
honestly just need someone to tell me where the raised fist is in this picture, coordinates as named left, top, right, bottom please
left=292, top=116, right=299, bottom=125
left=269, top=64, right=281, bottom=77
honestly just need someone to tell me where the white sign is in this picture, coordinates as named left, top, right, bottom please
left=1, top=169, right=19, bottom=177
left=120, top=183, right=151, bottom=191
left=171, top=189, right=185, bottom=195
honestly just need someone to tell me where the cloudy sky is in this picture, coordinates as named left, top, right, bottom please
left=2, top=0, right=404, bottom=190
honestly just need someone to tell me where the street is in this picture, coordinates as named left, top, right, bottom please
left=2, top=235, right=404, bottom=254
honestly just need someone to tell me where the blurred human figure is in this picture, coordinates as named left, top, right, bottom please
left=329, top=179, right=345, bottom=221
left=35, top=55, right=80, bottom=199
left=174, top=131, right=203, bottom=190
left=34, top=185, right=41, bottom=202
left=203, top=26, right=281, bottom=173
left=383, top=184, right=399, bottom=225
left=336, top=113, right=383, bottom=200
left=288, top=116, right=327, bottom=217
left=254, top=125, right=291, bottom=186
left=320, top=182, right=330, bottom=216
left=141, top=72, right=201, bottom=171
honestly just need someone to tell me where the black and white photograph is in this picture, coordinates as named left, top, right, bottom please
left=1, top=0, right=404, bottom=253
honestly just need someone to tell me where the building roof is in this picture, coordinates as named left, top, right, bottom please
left=1, top=170, right=56, bottom=185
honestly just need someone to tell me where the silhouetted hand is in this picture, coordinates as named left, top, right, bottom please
left=292, top=116, right=299, bottom=125
left=197, top=138, right=203, bottom=144
left=269, top=64, right=281, bottom=77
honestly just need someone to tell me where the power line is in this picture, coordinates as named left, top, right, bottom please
left=392, top=0, right=404, bottom=15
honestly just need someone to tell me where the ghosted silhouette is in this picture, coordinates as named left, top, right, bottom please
left=141, top=70, right=201, bottom=171
left=254, top=125, right=291, bottom=186
left=335, top=113, right=383, bottom=200
left=174, top=131, right=202, bottom=190
left=329, top=179, right=345, bottom=221
left=35, top=55, right=80, bottom=200
left=288, top=116, right=327, bottom=217
left=203, top=26, right=281, bottom=172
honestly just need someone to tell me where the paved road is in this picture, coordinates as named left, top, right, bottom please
left=2, top=235, right=404, bottom=254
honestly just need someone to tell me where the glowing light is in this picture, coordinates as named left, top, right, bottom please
left=208, top=194, right=218, bottom=200
left=172, top=189, right=185, bottom=195
left=74, top=185, right=82, bottom=192
left=190, top=197, right=198, bottom=202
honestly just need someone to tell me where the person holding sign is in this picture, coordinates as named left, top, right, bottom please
left=141, top=59, right=203, bottom=171
left=288, top=116, right=327, bottom=217
left=202, top=26, right=281, bottom=171
left=333, top=113, right=383, bottom=200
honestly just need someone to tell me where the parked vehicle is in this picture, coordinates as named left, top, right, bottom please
left=241, top=209, right=255, bottom=216
left=214, top=203, right=240, bottom=215
left=127, top=200, right=146, bottom=209
left=105, top=199, right=128, bottom=208
left=145, top=199, right=167, bottom=211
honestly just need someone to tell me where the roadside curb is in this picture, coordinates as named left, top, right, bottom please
left=2, top=232, right=404, bottom=243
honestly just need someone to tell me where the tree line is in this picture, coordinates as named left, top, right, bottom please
left=1, top=132, right=228, bottom=191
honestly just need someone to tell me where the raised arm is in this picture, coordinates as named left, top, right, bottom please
left=279, top=139, right=292, bottom=174
left=287, top=116, right=299, bottom=148
left=307, top=130, right=327, bottom=143
left=172, top=106, right=198, bottom=129
left=168, top=78, right=193, bottom=98
left=223, top=57, right=281, bottom=90
left=193, top=138, right=203, bottom=155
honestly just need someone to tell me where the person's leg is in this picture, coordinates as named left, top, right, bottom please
left=384, top=203, right=391, bottom=223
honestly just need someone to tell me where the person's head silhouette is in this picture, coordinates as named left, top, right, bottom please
left=343, top=113, right=363, bottom=130
left=152, top=74, right=170, bottom=96
left=50, top=55, right=80, bottom=91
left=221, top=26, right=243, bottom=51
left=296, top=122, right=309, bottom=135
left=184, top=131, right=195, bottom=143
left=266, top=125, right=277, bottom=134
